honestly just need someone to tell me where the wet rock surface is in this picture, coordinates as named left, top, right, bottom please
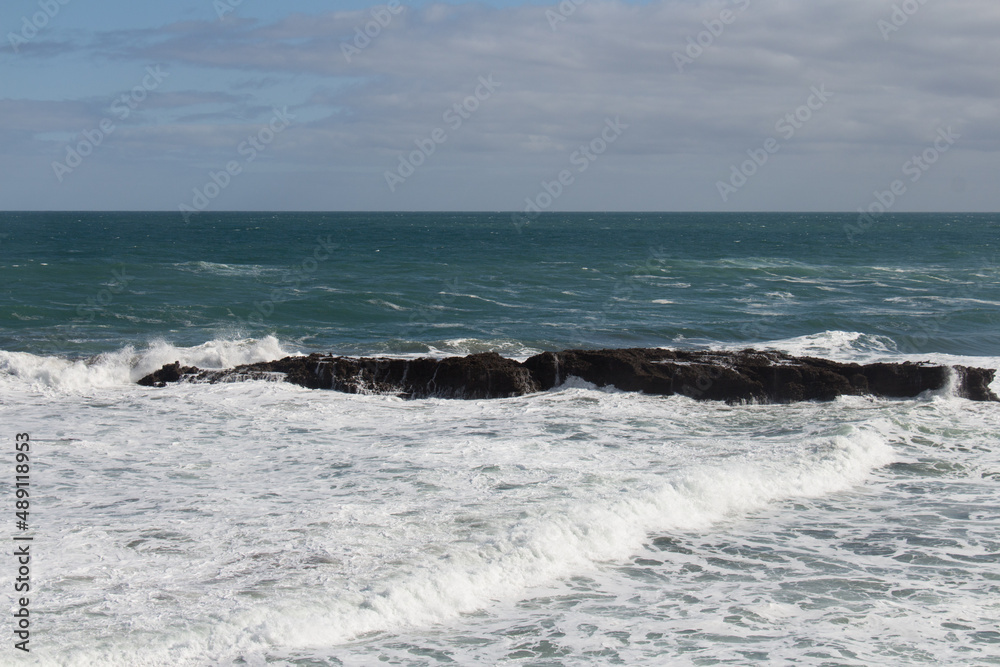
left=137, top=348, right=999, bottom=403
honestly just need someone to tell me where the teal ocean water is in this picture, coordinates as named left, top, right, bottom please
left=2, top=211, right=997, bottom=357
left=1, top=212, right=998, bottom=665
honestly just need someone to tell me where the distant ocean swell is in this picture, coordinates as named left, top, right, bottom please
left=230, top=235, right=340, bottom=328
left=2, top=212, right=998, bottom=357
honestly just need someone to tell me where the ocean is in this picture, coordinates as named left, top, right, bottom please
left=0, top=211, right=998, bottom=665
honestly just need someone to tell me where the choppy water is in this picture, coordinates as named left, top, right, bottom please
left=1, top=212, right=998, bottom=665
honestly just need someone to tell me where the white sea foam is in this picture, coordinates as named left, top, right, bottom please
left=423, top=338, right=542, bottom=360
left=742, top=330, right=1000, bottom=370
left=740, top=330, right=900, bottom=361
left=0, top=336, right=294, bottom=391
left=172, top=261, right=280, bottom=277
left=452, top=293, right=523, bottom=308
left=365, top=298, right=407, bottom=311
left=1, top=333, right=997, bottom=665
left=0, top=378, right=908, bottom=666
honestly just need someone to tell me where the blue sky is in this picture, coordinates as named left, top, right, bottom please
left=2, top=0, right=998, bottom=212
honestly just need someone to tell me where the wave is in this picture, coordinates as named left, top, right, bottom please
left=0, top=336, right=294, bottom=392
left=364, top=298, right=407, bottom=311
left=3, top=331, right=996, bottom=395
left=171, top=261, right=280, bottom=278
left=0, top=336, right=543, bottom=392
left=733, top=330, right=900, bottom=361
left=429, top=331, right=994, bottom=370
left=749, top=329, right=999, bottom=368
left=331, top=337, right=545, bottom=361
left=731, top=331, right=1000, bottom=396
left=884, top=296, right=1000, bottom=307
left=45, top=426, right=894, bottom=666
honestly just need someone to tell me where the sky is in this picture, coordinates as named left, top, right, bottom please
left=1, top=0, right=998, bottom=212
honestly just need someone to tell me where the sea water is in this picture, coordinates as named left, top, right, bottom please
left=0, top=212, right=998, bottom=665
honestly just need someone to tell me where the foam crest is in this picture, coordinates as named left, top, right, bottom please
left=188, top=428, right=895, bottom=661
left=670, top=428, right=895, bottom=522
left=425, top=338, right=543, bottom=360
left=131, top=336, right=294, bottom=378
left=23, top=423, right=894, bottom=666
left=740, top=330, right=1000, bottom=397
left=0, top=347, right=136, bottom=391
left=172, top=260, right=278, bottom=277
left=0, top=336, right=294, bottom=392
left=742, top=330, right=899, bottom=362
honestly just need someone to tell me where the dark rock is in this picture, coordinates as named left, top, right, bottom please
left=306, top=351, right=537, bottom=398
left=953, top=365, right=1000, bottom=402
left=136, top=348, right=999, bottom=403
left=136, top=361, right=202, bottom=387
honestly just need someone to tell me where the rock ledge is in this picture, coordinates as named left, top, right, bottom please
left=138, top=348, right=999, bottom=403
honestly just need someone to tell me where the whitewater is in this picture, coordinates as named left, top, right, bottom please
left=0, top=333, right=997, bottom=665
left=1, top=212, right=997, bottom=664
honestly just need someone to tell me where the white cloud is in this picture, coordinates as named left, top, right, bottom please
left=3, top=0, right=1000, bottom=211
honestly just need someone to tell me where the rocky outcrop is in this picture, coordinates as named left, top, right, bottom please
left=137, top=353, right=538, bottom=399
left=137, top=348, right=999, bottom=403
left=952, top=365, right=1000, bottom=402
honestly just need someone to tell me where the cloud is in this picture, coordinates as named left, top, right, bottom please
left=4, top=0, right=1000, bottom=210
